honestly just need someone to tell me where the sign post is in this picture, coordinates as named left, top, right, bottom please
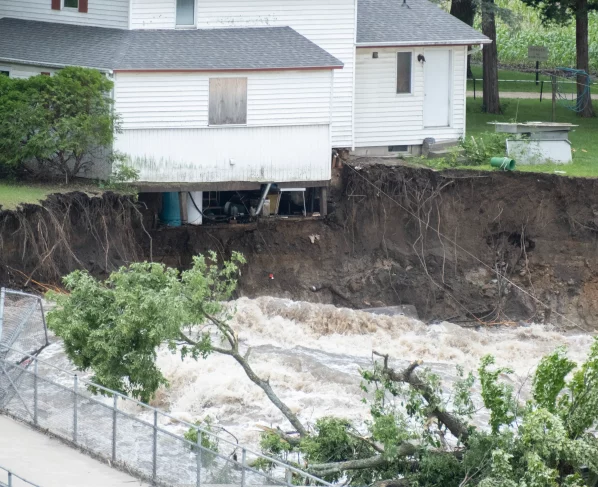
left=528, top=46, right=549, bottom=86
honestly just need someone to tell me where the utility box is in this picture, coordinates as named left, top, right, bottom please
left=491, top=122, right=577, bottom=165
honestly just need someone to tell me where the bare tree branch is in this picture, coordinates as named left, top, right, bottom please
left=371, top=479, right=413, bottom=487
left=347, top=431, right=386, bottom=454
left=372, top=351, right=471, bottom=443
left=309, top=443, right=416, bottom=476
left=188, top=314, right=310, bottom=438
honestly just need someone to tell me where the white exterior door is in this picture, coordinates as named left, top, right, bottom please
left=423, top=49, right=452, bottom=128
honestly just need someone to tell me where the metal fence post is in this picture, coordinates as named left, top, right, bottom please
left=473, top=77, right=476, bottom=100
left=196, top=430, right=202, bottom=487
left=0, top=288, right=5, bottom=341
left=112, top=395, right=117, bottom=463
left=286, top=467, right=292, bottom=486
left=7, top=471, right=11, bottom=487
left=38, top=298, right=49, bottom=346
left=540, top=80, right=544, bottom=102
left=152, top=409, right=158, bottom=481
left=73, top=375, right=78, bottom=443
left=33, top=358, right=38, bottom=426
left=241, top=448, right=246, bottom=487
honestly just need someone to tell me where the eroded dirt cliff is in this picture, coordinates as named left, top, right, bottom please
left=3, top=164, right=598, bottom=329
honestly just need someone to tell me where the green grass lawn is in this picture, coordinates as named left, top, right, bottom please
left=459, top=98, right=598, bottom=178
left=467, top=66, right=584, bottom=95
left=0, top=182, right=102, bottom=210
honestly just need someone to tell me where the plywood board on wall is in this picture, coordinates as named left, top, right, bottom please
left=209, top=78, right=247, bottom=125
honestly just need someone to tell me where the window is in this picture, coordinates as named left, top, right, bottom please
left=396, top=52, right=412, bottom=94
left=176, top=0, right=195, bottom=26
left=209, top=78, right=248, bottom=126
left=41, top=72, right=51, bottom=76
left=64, top=0, right=78, bottom=8
left=388, top=145, right=408, bottom=152
left=0, top=71, right=9, bottom=77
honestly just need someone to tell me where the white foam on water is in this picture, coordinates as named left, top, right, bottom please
left=152, top=296, right=595, bottom=448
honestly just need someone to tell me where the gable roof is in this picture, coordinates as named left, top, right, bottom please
left=0, top=18, right=343, bottom=72
left=357, top=0, right=490, bottom=46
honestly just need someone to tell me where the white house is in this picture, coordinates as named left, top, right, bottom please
left=0, top=0, right=488, bottom=216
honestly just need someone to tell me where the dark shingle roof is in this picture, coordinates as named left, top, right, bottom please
left=0, top=18, right=343, bottom=71
left=357, top=0, right=490, bottom=46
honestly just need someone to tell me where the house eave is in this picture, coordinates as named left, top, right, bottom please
left=356, top=39, right=492, bottom=48
left=112, top=65, right=344, bottom=73
left=0, top=56, right=113, bottom=74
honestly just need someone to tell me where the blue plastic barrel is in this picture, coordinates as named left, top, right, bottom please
left=160, top=192, right=181, bottom=227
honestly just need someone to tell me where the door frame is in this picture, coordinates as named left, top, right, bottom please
left=423, top=48, right=453, bottom=128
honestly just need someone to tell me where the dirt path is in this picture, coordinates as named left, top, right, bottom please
left=0, top=416, right=149, bottom=487
left=467, top=91, right=598, bottom=99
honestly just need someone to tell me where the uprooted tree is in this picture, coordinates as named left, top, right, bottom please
left=47, top=253, right=598, bottom=486
left=0, top=66, right=119, bottom=182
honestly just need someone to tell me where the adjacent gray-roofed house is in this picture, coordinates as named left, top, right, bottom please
left=357, top=0, right=490, bottom=45
left=0, top=18, right=343, bottom=71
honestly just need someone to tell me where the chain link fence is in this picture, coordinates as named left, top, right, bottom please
left=0, top=465, right=41, bottom=487
left=0, top=288, right=333, bottom=487
left=0, top=289, right=49, bottom=409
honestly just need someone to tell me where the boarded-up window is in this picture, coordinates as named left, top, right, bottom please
left=209, top=78, right=248, bottom=125
left=396, top=52, right=412, bottom=94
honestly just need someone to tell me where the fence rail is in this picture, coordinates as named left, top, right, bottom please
left=0, top=465, right=41, bottom=487
left=470, top=77, right=596, bottom=101
left=0, top=286, right=332, bottom=487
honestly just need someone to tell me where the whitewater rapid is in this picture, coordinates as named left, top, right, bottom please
left=39, top=296, right=595, bottom=449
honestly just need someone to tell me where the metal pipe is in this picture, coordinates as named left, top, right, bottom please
left=0, top=288, right=5, bottom=343
left=112, top=395, right=118, bottom=462
left=33, top=358, right=38, bottom=426
left=196, top=431, right=202, bottom=487
left=255, top=183, right=272, bottom=216
left=73, top=375, right=78, bottom=443
left=152, top=409, right=158, bottom=480
left=241, top=448, right=247, bottom=487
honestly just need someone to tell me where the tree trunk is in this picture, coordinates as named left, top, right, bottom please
left=450, top=0, right=476, bottom=78
left=576, top=0, right=595, bottom=117
left=481, top=0, right=501, bottom=113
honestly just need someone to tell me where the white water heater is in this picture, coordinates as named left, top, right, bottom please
left=186, top=191, right=203, bottom=225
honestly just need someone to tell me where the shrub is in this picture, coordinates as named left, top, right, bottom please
left=0, top=67, right=119, bottom=183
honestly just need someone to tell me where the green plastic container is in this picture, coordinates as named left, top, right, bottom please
left=490, top=157, right=516, bottom=171
left=160, top=192, right=181, bottom=227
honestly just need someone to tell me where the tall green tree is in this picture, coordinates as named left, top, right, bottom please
left=0, top=67, right=119, bottom=182
left=450, top=0, right=477, bottom=78
left=482, top=0, right=502, bottom=114
left=520, top=0, right=597, bottom=117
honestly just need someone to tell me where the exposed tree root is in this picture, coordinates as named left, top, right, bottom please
left=0, top=192, right=148, bottom=289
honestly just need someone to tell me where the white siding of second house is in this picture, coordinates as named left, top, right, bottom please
left=130, top=0, right=174, bottom=29
left=130, top=0, right=356, bottom=149
left=0, top=0, right=129, bottom=28
left=0, top=63, right=58, bottom=78
left=354, top=46, right=467, bottom=148
left=113, top=70, right=333, bottom=183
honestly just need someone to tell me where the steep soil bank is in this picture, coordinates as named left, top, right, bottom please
left=2, top=165, right=598, bottom=329
left=0, top=191, right=144, bottom=288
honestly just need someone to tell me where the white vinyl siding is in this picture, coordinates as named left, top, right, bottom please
left=0, top=63, right=58, bottom=78
left=130, top=0, right=175, bottom=28
left=113, top=69, right=333, bottom=184
left=114, top=125, right=331, bottom=183
left=114, top=70, right=333, bottom=129
left=354, top=46, right=467, bottom=148
left=0, top=0, right=129, bottom=28
left=130, top=0, right=356, bottom=148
